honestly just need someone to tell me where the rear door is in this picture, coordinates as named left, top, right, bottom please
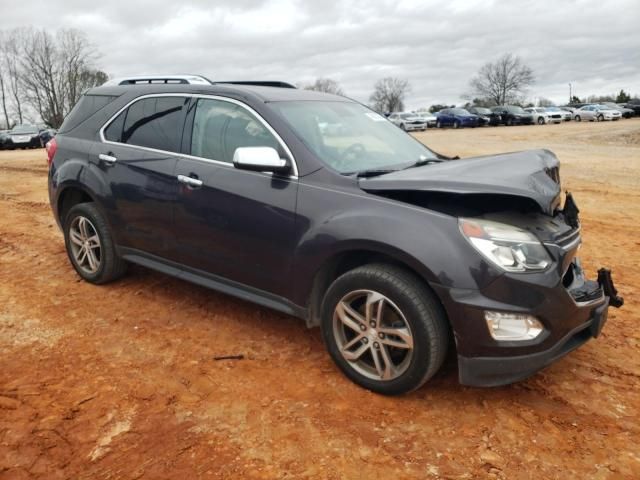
left=173, top=96, right=298, bottom=297
left=95, top=95, right=189, bottom=260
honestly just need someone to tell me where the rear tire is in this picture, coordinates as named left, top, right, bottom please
left=63, top=202, right=127, bottom=284
left=597, top=114, right=604, bottom=122
left=400, top=123, right=406, bottom=131
left=321, top=264, right=449, bottom=395
left=453, top=120, right=460, bottom=129
left=537, top=117, right=545, bottom=125
left=575, top=115, right=581, bottom=122
left=435, top=120, right=441, bottom=128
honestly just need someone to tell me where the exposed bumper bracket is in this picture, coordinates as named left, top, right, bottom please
left=598, top=268, right=624, bottom=308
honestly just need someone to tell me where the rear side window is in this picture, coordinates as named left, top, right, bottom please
left=190, top=98, right=279, bottom=163
left=104, top=96, right=188, bottom=152
left=59, top=94, right=118, bottom=134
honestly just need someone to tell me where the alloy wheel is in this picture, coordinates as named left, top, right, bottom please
left=332, top=289, right=414, bottom=381
left=68, top=216, right=102, bottom=274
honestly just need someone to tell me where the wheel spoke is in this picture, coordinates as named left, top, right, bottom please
left=86, top=248, right=98, bottom=271
left=378, top=327, right=414, bottom=349
left=78, top=217, right=89, bottom=239
left=365, top=292, right=385, bottom=327
left=342, top=333, right=366, bottom=351
left=86, top=234, right=100, bottom=249
left=336, top=301, right=365, bottom=333
left=70, top=230, right=84, bottom=246
left=371, top=345, right=394, bottom=379
left=342, top=341, right=370, bottom=361
left=76, top=246, right=88, bottom=265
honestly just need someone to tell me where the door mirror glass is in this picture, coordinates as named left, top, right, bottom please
left=233, top=147, right=290, bottom=174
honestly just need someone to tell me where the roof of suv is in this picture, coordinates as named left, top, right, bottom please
left=86, top=83, right=348, bottom=103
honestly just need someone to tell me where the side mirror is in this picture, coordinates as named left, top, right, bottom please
left=233, top=147, right=291, bottom=174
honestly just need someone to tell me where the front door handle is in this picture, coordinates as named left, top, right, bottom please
left=98, top=153, right=117, bottom=164
left=177, top=174, right=203, bottom=188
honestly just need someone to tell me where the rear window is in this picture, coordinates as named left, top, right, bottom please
left=58, top=94, right=119, bottom=133
left=104, top=96, right=188, bottom=152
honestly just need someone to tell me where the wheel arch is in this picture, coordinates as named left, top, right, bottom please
left=305, top=246, right=447, bottom=329
left=57, top=184, right=98, bottom=226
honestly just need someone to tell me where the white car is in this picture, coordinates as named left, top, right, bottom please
left=414, top=112, right=437, bottom=127
left=388, top=112, right=427, bottom=131
left=545, top=107, right=572, bottom=122
left=524, top=107, right=557, bottom=125
left=574, top=105, right=621, bottom=122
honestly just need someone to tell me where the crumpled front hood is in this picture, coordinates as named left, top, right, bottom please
left=359, top=149, right=562, bottom=214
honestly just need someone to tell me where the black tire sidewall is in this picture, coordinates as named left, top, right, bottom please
left=320, top=265, right=447, bottom=395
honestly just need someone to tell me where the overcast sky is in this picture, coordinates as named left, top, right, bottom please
left=3, top=0, right=640, bottom=109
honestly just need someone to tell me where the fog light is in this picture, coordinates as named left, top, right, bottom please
left=484, top=311, right=543, bottom=341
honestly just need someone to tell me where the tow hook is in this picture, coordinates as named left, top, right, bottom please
left=598, top=268, right=624, bottom=308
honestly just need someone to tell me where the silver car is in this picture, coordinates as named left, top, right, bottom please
left=574, top=104, right=621, bottom=122
left=545, top=106, right=572, bottom=122
left=388, top=112, right=427, bottom=131
left=525, top=107, right=558, bottom=125
left=414, top=112, right=437, bottom=127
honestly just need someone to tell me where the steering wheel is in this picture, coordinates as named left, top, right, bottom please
left=333, top=143, right=367, bottom=171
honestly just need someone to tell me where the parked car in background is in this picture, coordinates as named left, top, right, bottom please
left=0, top=130, right=10, bottom=150
left=573, top=105, right=621, bottom=122
left=524, top=107, right=556, bottom=125
left=4, top=124, right=42, bottom=149
left=601, top=103, right=633, bottom=119
left=468, top=106, right=501, bottom=126
left=623, top=101, right=640, bottom=116
left=490, top=106, right=534, bottom=126
left=414, top=111, right=438, bottom=127
left=545, top=107, right=572, bottom=122
left=388, top=112, right=427, bottom=131
left=435, top=108, right=480, bottom=128
left=39, top=128, right=57, bottom=145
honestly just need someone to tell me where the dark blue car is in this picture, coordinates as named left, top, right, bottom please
left=435, top=108, right=480, bottom=128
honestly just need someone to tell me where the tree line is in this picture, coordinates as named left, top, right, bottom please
left=305, top=52, right=637, bottom=113
left=0, top=28, right=107, bottom=129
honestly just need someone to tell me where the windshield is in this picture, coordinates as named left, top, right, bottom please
left=506, top=106, right=525, bottom=113
left=546, top=107, right=560, bottom=111
left=11, top=125, right=38, bottom=134
left=272, top=101, right=438, bottom=174
left=451, top=108, right=470, bottom=115
left=473, top=107, right=491, bottom=114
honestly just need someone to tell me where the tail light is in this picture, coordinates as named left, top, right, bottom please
left=46, top=138, right=57, bottom=168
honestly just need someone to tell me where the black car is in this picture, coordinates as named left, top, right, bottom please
left=490, top=106, right=534, bottom=126
left=468, top=106, right=501, bottom=126
left=39, top=128, right=57, bottom=145
left=47, top=76, right=622, bottom=395
left=623, top=101, right=640, bottom=116
left=0, top=130, right=10, bottom=150
left=4, top=124, right=42, bottom=149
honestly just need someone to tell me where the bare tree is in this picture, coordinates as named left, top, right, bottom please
left=16, top=28, right=106, bottom=128
left=537, top=97, right=554, bottom=107
left=469, top=53, right=534, bottom=106
left=369, top=77, right=411, bottom=113
left=0, top=59, right=9, bottom=128
left=304, top=77, right=345, bottom=96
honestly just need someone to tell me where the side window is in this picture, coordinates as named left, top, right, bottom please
left=121, top=97, right=187, bottom=151
left=104, top=111, right=125, bottom=142
left=190, top=98, right=280, bottom=163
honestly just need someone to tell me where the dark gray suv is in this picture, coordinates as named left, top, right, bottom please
left=47, top=76, right=622, bottom=395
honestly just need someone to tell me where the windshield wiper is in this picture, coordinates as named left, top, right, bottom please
left=355, top=169, right=398, bottom=178
left=402, top=157, right=447, bottom=170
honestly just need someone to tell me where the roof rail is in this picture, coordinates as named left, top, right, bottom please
left=215, top=81, right=297, bottom=89
left=103, top=75, right=213, bottom=86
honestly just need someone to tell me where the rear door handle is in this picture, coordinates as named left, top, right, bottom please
left=98, top=153, right=117, bottom=164
left=177, top=174, right=203, bottom=188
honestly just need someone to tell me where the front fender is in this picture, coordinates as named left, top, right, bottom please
left=290, top=182, right=503, bottom=306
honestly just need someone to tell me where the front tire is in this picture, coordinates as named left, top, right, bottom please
left=597, top=114, right=604, bottom=122
left=537, top=117, right=545, bottom=125
left=453, top=120, right=460, bottom=129
left=64, top=202, right=127, bottom=284
left=321, top=264, right=449, bottom=395
left=575, top=115, right=581, bottom=122
left=435, top=120, right=441, bottom=128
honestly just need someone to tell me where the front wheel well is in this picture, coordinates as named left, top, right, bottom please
left=306, top=250, right=446, bottom=329
left=57, top=187, right=93, bottom=225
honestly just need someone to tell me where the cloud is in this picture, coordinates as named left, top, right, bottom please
left=2, top=0, right=639, bottom=108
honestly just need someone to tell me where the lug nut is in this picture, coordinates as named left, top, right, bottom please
left=362, top=338, right=368, bottom=344
left=360, top=324, right=366, bottom=331
left=370, top=321, right=376, bottom=328
left=373, top=342, right=380, bottom=349
left=378, top=332, right=385, bottom=339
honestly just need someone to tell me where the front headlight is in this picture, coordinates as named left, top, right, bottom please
left=459, top=218, right=552, bottom=272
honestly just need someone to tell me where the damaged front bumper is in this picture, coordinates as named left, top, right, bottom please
left=440, top=260, right=623, bottom=387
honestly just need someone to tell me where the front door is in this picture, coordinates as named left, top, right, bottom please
left=174, top=97, right=298, bottom=297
